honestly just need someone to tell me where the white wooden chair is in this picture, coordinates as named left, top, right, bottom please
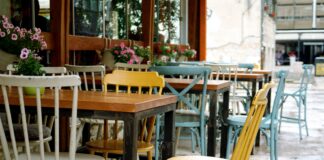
left=114, top=62, right=150, bottom=72
left=206, top=63, right=244, bottom=115
left=0, top=75, right=103, bottom=160
left=5, top=65, right=69, bottom=152
left=65, top=64, right=106, bottom=144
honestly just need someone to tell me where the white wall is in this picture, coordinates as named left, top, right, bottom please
left=207, top=0, right=267, bottom=67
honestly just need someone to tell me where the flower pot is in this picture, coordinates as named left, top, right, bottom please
left=23, top=87, right=45, bottom=96
left=0, top=49, right=17, bottom=72
left=101, top=50, right=115, bottom=70
left=178, top=55, right=188, bottom=62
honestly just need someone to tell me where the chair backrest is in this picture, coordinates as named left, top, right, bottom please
left=41, top=67, right=67, bottom=76
left=103, top=70, right=164, bottom=142
left=0, top=75, right=81, bottom=160
left=238, top=63, right=254, bottom=73
left=205, top=63, right=238, bottom=95
left=150, top=66, right=211, bottom=122
left=270, top=70, right=288, bottom=123
left=299, top=64, right=313, bottom=94
left=65, top=64, right=105, bottom=91
left=6, top=64, right=67, bottom=76
left=6, top=64, right=15, bottom=75
left=231, top=83, right=273, bottom=160
left=114, top=62, right=150, bottom=72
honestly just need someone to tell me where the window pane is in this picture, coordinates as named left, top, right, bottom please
left=10, top=0, right=51, bottom=32
left=74, top=0, right=103, bottom=36
left=154, top=0, right=180, bottom=43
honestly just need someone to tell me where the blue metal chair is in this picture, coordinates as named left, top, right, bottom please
left=237, top=63, right=254, bottom=112
left=279, top=64, right=314, bottom=140
left=225, top=70, right=288, bottom=160
left=151, top=66, right=211, bottom=158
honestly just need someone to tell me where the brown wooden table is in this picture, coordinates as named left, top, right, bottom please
left=0, top=89, right=177, bottom=160
left=165, top=78, right=231, bottom=158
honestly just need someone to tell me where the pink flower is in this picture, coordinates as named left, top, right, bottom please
left=2, top=22, right=9, bottom=29
left=120, top=42, right=125, bottom=49
left=128, top=59, right=134, bottom=64
left=20, top=48, right=30, bottom=59
left=32, top=34, right=39, bottom=40
left=8, top=24, right=14, bottom=29
left=114, top=50, right=119, bottom=54
left=121, top=50, right=127, bottom=55
left=11, top=34, right=18, bottom=40
left=0, top=32, right=5, bottom=37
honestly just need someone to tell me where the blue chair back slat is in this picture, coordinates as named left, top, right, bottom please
left=299, top=64, right=313, bottom=94
left=271, top=70, right=288, bottom=124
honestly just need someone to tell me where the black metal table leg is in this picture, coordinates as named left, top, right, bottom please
left=220, top=90, right=230, bottom=158
left=162, top=110, right=175, bottom=160
left=207, top=91, right=218, bottom=156
left=123, top=117, right=138, bottom=160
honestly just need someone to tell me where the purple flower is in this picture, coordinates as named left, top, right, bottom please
left=11, top=34, right=17, bottom=40
left=0, top=32, right=5, bottom=37
left=20, top=48, right=30, bottom=59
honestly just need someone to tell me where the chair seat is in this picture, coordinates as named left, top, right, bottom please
left=168, top=156, right=224, bottom=160
left=86, top=139, right=153, bottom=153
left=79, top=118, right=104, bottom=124
left=4, top=124, right=51, bottom=141
left=19, top=152, right=104, bottom=160
left=227, top=115, right=278, bottom=129
left=175, top=111, right=208, bottom=127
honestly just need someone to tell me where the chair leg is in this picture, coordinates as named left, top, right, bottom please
left=147, top=151, right=153, bottom=160
left=45, top=142, right=51, bottom=152
left=200, top=125, right=206, bottom=155
left=96, top=124, right=103, bottom=140
left=175, top=127, right=182, bottom=150
left=154, top=115, right=161, bottom=160
left=303, top=97, right=309, bottom=136
left=297, top=98, right=303, bottom=140
left=190, top=129, right=196, bottom=153
left=226, top=125, right=233, bottom=158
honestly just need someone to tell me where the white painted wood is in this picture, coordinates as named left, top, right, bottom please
left=64, top=64, right=106, bottom=145
left=114, top=62, right=150, bottom=72
left=0, top=75, right=88, bottom=160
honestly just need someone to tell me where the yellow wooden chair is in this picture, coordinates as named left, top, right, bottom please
left=167, top=83, right=273, bottom=160
left=86, top=70, right=164, bottom=160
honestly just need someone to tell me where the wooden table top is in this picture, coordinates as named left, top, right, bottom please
left=238, top=70, right=272, bottom=75
left=0, top=89, right=177, bottom=113
left=165, top=78, right=231, bottom=91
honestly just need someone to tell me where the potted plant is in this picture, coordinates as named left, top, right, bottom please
left=0, top=15, right=47, bottom=72
left=111, top=42, right=140, bottom=64
left=133, top=45, right=151, bottom=63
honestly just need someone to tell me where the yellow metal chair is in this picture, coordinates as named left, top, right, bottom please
left=167, top=83, right=273, bottom=160
left=86, top=70, right=164, bottom=160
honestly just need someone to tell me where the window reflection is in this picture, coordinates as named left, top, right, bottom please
left=73, top=0, right=142, bottom=40
left=74, top=0, right=103, bottom=36
left=11, top=0, right=51, bottom=32
left=154, top=0, right=180, bottom=43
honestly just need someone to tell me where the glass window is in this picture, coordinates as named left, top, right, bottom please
left=10, top=0, right=51, bottom=32
left=154, top=0, right=181, bottom=43
left=74, top=0, right=103, bottom=36
left=73, top=0, right=142, bottom=40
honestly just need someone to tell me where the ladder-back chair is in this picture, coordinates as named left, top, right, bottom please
left=65, top=64, right=106, bottom=144
left=114, top=62, right=150, bottom=72
left=86, top=70, right=164, bottom=160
